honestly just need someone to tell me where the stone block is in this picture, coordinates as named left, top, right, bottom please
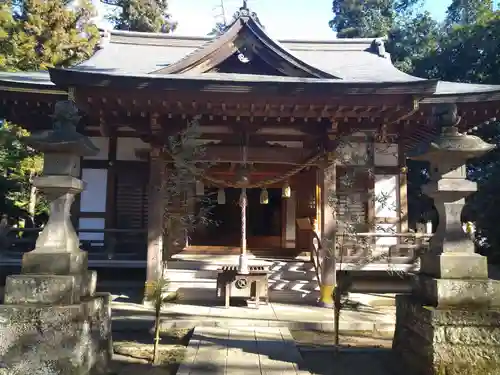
left=42, top=153, right=80, bottom=177
left=4, top=274, right=78, bottom=305
left=83, top=270, right=97, bottom=298
left=393, top=295, right=500, bottom=375
left=0, top=294, right=111, bottom=375
left=420, top=252, right=488, bottom=279
left=4, top=270, right=97, bottom=306
left=22, top=250, right=88, bottom=275
left=413, top=275, right=500, bottom=308
left=33, top=175, right=85, bottom=192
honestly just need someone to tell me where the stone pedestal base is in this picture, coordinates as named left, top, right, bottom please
left=18, top=250, right=97, bottom=302
left=0, top=293, right=112, bottom=375
left=412, top=275, right=500, bottom=308
left=420, top=252, right=488, bottom=279
left=392, top=295, right=500, bottom=375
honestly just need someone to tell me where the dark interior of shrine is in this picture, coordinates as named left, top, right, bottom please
left=190, top=187, right=283, bottom=248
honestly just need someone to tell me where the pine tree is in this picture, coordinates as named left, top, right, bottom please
left=103, top=0, right=177, bottom=33
left=0, top=0, right=100, bottom=71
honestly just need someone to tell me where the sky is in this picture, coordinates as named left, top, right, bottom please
left=97, top=0, right=450, bottom=39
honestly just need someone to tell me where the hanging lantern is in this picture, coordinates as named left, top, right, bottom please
left=260, top=188, right=269, bottom=205
left=195, top=180, right=204, bottom=196
left=217, top=188, right=226, bottom=205
left=281, top=181, right=291, bottom=199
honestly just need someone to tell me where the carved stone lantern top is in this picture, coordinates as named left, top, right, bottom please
left=409, top=104, right=495, bottom=164
left=410, top=126, right=495, bottom=163
left=24, top=100, right=99, bottom=157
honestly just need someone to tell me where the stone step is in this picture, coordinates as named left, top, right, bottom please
left=167, top=259, right=314, bottom=272
left=268, top=270, right=317, bottom=281
left=165, top=268, right=218, bottom=280
left=170, top=286, right=320, bottom=303
left=167, top=279, right=319, bottom=297
left=164, top=268, right=317, bottom=282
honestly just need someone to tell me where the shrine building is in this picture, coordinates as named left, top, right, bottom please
left=1, top=5, right=500, bottom=300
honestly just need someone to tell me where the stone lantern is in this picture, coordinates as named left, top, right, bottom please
left=392, top=103, right=500, bottom=375
left=25, top=100, right=99, bottom=256
left=0, top=100, right=111, bottom=375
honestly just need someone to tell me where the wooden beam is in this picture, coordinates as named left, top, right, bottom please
left=188, top=145, right=317, bottom=164
left=206, top=163, right=300, bottom=174
left=76, top=87, right=416, bottom=111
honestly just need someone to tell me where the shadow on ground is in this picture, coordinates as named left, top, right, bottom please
left=300, top=347, right=397, bottom=375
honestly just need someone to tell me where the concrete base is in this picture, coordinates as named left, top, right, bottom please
left=413, top=275, right=500, bottom=308
left=420, top=252, right=488, bottom=279
left=0, top=293, right=112, bottom=375
left=22, top=249, right=88, bottom=275
left=4, top=271, right=97, bottom=305
left=392, top=294, right=500, bottom=375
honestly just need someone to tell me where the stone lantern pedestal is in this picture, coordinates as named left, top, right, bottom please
left=0, top=101, right=111, bottom=375
left=392, top=104, right=500, bottom=375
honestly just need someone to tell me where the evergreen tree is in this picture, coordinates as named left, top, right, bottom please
left=388, top=11, right=442, bottom=74
left=0, top=121, right=45, bottom=224
left=446, top=0, right=493, bottom=26
left=0, top=0, right=100, bottom=71
left=330, top=0, right=500, bottom=263
left=329, top=0, right=419, bottom=38
left=103, top=0, right=177, bottom=33
left=0, top=1, right=97, bottom=224
left=329, top=0, right=394, bottom=38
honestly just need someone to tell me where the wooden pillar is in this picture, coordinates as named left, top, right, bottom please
left=295, top=169, right=316, bottom=252
left=145, top=147, right=165, bottom=297
left=399, top=141, right=409, bottom=233
left=318, top=159, right=336, bottom=307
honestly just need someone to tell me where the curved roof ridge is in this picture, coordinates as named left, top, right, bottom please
left=106, top=29, right=386, bottom=47
left=148, top=13, right=338, bottom=78
left=109, top=29, right=212, bottom=41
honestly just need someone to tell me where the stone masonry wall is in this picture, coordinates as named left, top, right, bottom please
left=0, top=293, right=111, bottom=375
left=392, top=295, right=500, bottom=375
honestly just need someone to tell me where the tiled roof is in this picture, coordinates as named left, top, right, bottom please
left=0, top=26, right=499, bottom=100
left=72, top=30, right=418, bottom=82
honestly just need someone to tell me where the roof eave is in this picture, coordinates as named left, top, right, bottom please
left=422, top=91, right=500, bottom=103
left=0, top=77, right=66, bottom=96
left=48, top=68, right=438, bottom=96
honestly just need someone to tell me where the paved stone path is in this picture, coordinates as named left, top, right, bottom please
left=112, top=300, right=396, bottom=336
left=177, top=326, right=311, bottom=375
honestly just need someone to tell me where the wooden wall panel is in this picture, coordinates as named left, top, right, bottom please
left=115, top=161, right=149, bottom=229
left=295, top=168, right=316, bottom=251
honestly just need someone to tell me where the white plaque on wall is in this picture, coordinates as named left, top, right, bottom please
left=80, top=168, right=108, bottom=213
left=374, top=175, right=399, bottom=218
